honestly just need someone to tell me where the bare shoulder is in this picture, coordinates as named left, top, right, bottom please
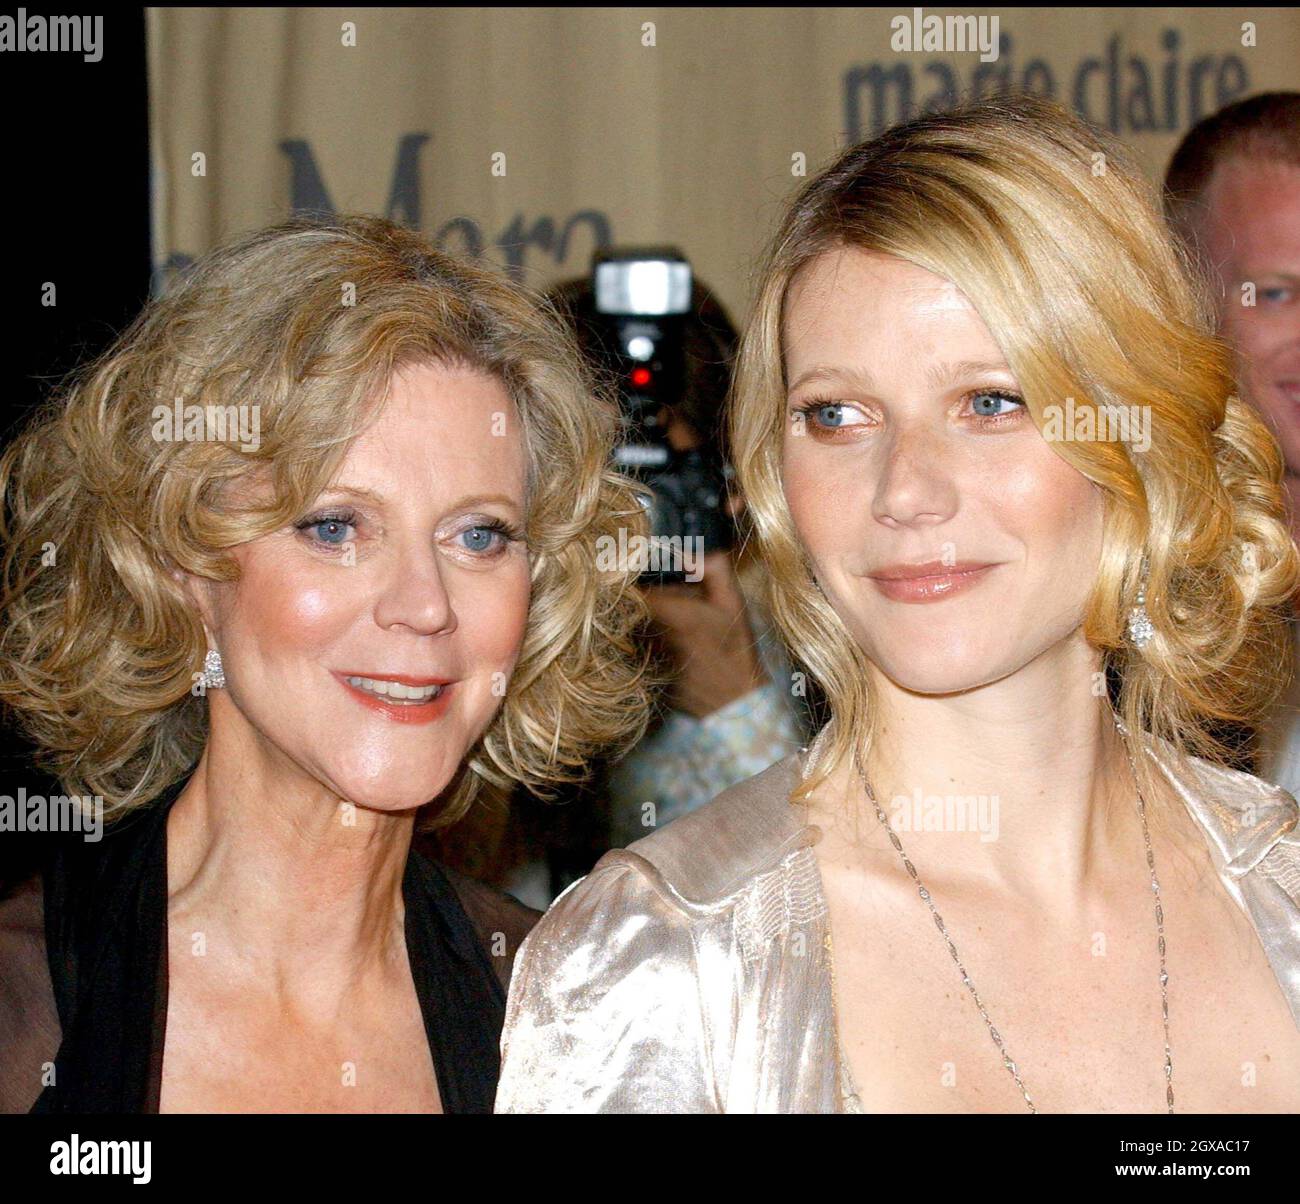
left=0, top=873, right=60, bottom=1112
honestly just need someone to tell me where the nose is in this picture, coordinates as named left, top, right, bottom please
left=870, top=420, right=959, bottom=529
left=373, top=544, right=458, bottom=637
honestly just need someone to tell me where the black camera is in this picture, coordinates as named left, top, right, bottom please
left=587, top=247, right=734, bottom=584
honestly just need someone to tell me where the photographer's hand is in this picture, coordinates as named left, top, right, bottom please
left=642, top=551, right=769, bottom=719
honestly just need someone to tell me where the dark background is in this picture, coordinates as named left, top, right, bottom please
left=1, top=9, right=151, bottom=886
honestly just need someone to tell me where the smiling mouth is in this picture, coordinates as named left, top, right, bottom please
left=332, top=671, right=455, bottom=723
left=343, top=675, right=445, bottom=703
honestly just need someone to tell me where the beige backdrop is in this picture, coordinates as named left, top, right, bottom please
left=147, top=6, right=1300, bottom=319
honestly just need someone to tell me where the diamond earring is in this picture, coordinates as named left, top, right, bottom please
left=1127, top=559, right=1154, bottom=650
left=200, top=647, right=226, bottom=690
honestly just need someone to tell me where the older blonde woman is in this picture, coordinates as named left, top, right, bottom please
left=495, top=94, right=1300, bottom=1113
left=0, top=214, right=651, bottom=1113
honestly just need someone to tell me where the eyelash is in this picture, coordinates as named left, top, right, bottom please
left=293, top=510, right=524, bottom=556
left=295, top=509, right=358, bottom=547
left=794, top=389, right=1027, bottom=430
left=459, top=516, right=523, bottom=554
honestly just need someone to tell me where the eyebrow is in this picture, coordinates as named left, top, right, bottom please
left=444, top=492, right=524, bottom=515
left=786, top=359, right=1014, bottom=395
left=317, top=485, right=524, bottom=515
left=315, top=485, right=386, bottom=506
left=924, top=358, right=1015, bottom=390
left=787, top=364, right=877, bottom=394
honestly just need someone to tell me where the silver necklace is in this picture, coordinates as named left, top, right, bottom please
left=855, top=725, right=1173, bottom=1114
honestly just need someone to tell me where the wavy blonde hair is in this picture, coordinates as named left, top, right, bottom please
left=0, top=214, right=653, bottom=824
left=730, top=93, right=1300, bottom=809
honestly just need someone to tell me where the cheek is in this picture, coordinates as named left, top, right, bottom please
left=1003, top=448, right=1103, bottom=568
left=1224, top=310, right=1277, bottom=368
left=781, top=441, right=848, bottom=558
left=457, top=563, right=532, bottom=670
left=221, top=552, right=356, bottom=660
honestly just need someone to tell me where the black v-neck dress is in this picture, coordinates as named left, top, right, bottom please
left=29, top=778, right=520, bottom=1114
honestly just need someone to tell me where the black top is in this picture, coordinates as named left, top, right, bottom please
left=28, top=777, right=522, bottom=1114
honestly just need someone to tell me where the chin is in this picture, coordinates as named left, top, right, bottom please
left=346, top=785, right=449, bottom=814
left=876, top=666, right=991, bottom=696
left=322, top=754, right=463, bottom=814
left=864, top=640, right=1018, bottom=697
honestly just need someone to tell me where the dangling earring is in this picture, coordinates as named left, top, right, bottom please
left=200, top=647, right=226, bottom=690
left=1127, top=556, right=1154, bottom=650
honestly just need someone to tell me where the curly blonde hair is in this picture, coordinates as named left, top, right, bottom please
left=730, top=93, right=1300, bottom=809
left=0, top=214, right=653, bottom=824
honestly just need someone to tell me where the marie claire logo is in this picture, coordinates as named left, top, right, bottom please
left=890, top=6, right=1000, bottom=63
left=890, top=788, right=1000, bottom=842
left=152, top=399, right=262, bottom=452
left=1042, top=397, right=1151, bottom=453
left=594, top=528, right=704, bottom=582
left=0, top=787, right=103, bottom=842
left=0, top=9, right=102, bottom=61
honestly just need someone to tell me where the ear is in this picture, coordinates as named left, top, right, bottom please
left=171, top=566, right=218, bottom=648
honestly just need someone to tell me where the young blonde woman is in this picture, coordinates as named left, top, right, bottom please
left=495, top=94, right=1300, bottom=1113
left=0, top=214, right=651, bottom=1112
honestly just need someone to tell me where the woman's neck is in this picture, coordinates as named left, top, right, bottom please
left=164, top=703, right=415, bottom=1005
left=813, top=634, right=1182, bottom=910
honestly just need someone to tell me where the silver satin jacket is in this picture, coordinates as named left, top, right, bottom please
left=495, top=726, right=1300, bottom=1113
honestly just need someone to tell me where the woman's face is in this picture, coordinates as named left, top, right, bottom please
left=780, top=248, right=1104, bottom=695
left=197, top=359, right=532, bottom=812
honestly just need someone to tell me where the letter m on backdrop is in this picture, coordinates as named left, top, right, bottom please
left=279, top=134, right=431, bottom=227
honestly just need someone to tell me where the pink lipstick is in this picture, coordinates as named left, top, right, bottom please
left=331, top=671, right=455, bottom=724
left=867, top=560, right=999, bottom=603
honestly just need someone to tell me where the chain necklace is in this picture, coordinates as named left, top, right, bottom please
left=854, top=721, right=1173, bottom=1114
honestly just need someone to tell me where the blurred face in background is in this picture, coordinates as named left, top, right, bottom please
left=1199, top=157, right=1300, bottom=518
left=780, top=248, right=1105, bottom=696
left=192, top=360, right=532, bottom=813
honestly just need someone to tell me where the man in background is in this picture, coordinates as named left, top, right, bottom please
left=1164, top=93, right=1300, bottom=795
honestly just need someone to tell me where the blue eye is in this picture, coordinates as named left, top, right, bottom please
left=798, top=400, right=864, bottom=428
left=459, top=524, right=505, bottom=553
left=969, top=390, right=1024, bottom=418
left=296, top=514, right=356, bottom=545
left=313, top=520, right=353, bottom=544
